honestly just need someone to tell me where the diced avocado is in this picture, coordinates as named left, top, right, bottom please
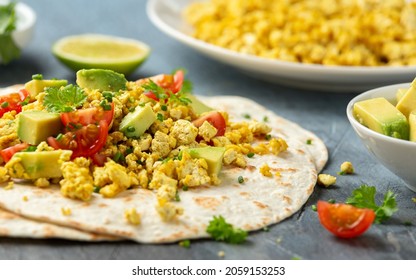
left=17, top=111, right=63, bottom=145
left=11, top=150, right=72, bottom=179
left=187, top=146, right=226, bottom=176
left=183, top=93, right=213, bottom=115
left=353, top=97, right=409, bottom=140
left=119, top=104, right=156, bottom=138
left=396, top=78, right=416, bottom=117
left=409, top=111, right=416, bottom=142
left=76, top=69, right=127, bottom=91
left=396, top=88, right=408, bottom=104
left=24, top=79, right=67, bottom=99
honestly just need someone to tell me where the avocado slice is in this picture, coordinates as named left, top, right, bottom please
left=17, top=111, right=63, bottom=145
left=187, top=146, right=226, bottom=176
left=409, top=111, right=416, bottom=142
left=24, top=79, right=67, bottom=99
left=76, top=69, right=127, bottom=91
left=396, top=79, right=416, bottom=118
left=11, top=150, right=72, bottom=179
left=119, top=104, right=156, bottom=138
left=396, top=88, right=407, bottom=104
left=183, top=93, right=213, bottom=115
left=353, top=97, right=409, bottom=140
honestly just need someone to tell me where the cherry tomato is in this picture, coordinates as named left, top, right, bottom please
left=192, top=111, right=226, bottom=136
left=317, top=200, right=375, bottom=238
left=0, top=90, right=28, bottom=117
left=0, top=143, right=29, bottom=162
left=47, top=120, right=108, bottom=159
left=60, top=103, right=114, bottom=128
left=139, top=70, right=185, bottom=101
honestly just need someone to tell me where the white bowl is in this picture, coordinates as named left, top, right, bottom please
left=346, top=83, right=416, bottom=192
left=0, top=2, right=36, bottom=63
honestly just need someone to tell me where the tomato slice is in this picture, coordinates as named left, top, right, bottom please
left=60, top=103, right=114, bottom=127
left=138, top=70, right=185, bottom=101
left=0, top=143, right=29, bottom=162
left=317, top=200, right=375, bottom=238
left=47, top=120, right=108, bottom=159
left=192, top=111, right=226, bottom=136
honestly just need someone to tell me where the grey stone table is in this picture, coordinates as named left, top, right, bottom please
left=0, top=0, right=414, bottom=260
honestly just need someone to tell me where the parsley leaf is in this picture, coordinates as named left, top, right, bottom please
left=43, top=84, right=87, bottom=113
left=0, top=2, right=20, bottom=64
left=206, top=215, right=247, bottom=244
left=345, top=185, right=398, bottom=224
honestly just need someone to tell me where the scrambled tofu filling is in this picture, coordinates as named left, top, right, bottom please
left=0, top=71, right=290, bottom=224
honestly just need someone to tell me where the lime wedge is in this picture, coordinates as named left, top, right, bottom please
left=52, top=34, right=150, bottom=75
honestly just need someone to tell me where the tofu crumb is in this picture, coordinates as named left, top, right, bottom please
left=61, top=207, right=72, bottom=216
left=276, top=237, right=282, bottom=244
left=217, top=250, right=225, bottom=257
left=259, top=164, right=273, bottom=177
left=317, top=174, right=337, bottom=187
left=4, top=181, right=13, bottom=190
left=340, top=161, right=354, bottom=174
left=124, top=208, right=141, bottom=225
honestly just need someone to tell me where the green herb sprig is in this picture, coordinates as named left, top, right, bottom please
left=346, top=185, right=398, bottom=224
left=206, top=215, right=247, bottom=244
left=0, top=2, right=20, bottom=64
left=43, top=84, right=87, bottom=113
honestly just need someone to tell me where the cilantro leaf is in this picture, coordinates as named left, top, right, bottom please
left=141, top=80, right=169, bottom=100
left=43, top=84, right=87, bottom=113
left=0, top=2, right=20, bottom=64
left=206, top=215, right=247, bottom=244
left=345, top=185, right=398, bottom=224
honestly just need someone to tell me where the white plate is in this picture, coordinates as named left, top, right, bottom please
left=147, top=0, right=416, bottom=92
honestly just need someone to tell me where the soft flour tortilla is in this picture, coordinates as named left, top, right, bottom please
left=0, top=95, right=326, bottom=243
left=0, top=208, right=120, bottom=241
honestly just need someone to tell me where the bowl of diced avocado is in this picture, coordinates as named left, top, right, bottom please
left=347, top=78, right=416, bottom=192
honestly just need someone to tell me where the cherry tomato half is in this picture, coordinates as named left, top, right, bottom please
left=0, top=89, right=29, bottom=117
left=192, top=111, right=226, bottom=136
left=60, top=103, right=114, bottom=128
left=0, top=143, right=29, bottom=162
left=139, top=70, right=185, bottom=101
left=317, top=200, right=375, bottom=238
left=47, top=120, right=108, bottom=159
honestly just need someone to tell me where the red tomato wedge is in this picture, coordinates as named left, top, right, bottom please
left=47, top=120, right=108, bottom=159
left=0, top=89, right=29, bottom=118
left=139, top=70, right=185, bottom=101
left=317, top=200, right=375, bottom=238
left=192, top=111, right=226, bottom=136
left=0, top=143, right=29, bottom=162
left=60, top=103, right=114, bottom=127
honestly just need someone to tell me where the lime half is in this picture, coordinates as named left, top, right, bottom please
left=52, top=34, right=151, bottom=75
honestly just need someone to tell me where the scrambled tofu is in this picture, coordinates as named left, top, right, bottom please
left=60, top=157, right=94, bottom=201
left=185, top=0, right=416, bottom=66
left=93, top=160, right=139, bottom=198
left=317, top=174, right=337, bottom=187
left=0, top=70, right=296, bottom=226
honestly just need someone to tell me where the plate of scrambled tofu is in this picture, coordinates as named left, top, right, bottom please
left=147, top=0, right=416, bottom=92
left=0, top=68, right=327, bottom=243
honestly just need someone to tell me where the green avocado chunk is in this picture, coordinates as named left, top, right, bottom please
left=183, top=93, right=213, bottom=115
left=353, top=97, right=409, bottom=140
left=11, top=150, right=72, bottom=179
left=119, top=104, right=156, bottom=138
left=17, top=111, right=63, bottom=145
left=187, top=146, right=226, bottom=176
left=24, top=79, right=68, bottom=99
left=76, top=69, right=127, bottom=91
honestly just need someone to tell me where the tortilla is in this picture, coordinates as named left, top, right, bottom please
left=0, top=96, right=325, bottom=243
left=0, top=208, right=120, bottom=241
